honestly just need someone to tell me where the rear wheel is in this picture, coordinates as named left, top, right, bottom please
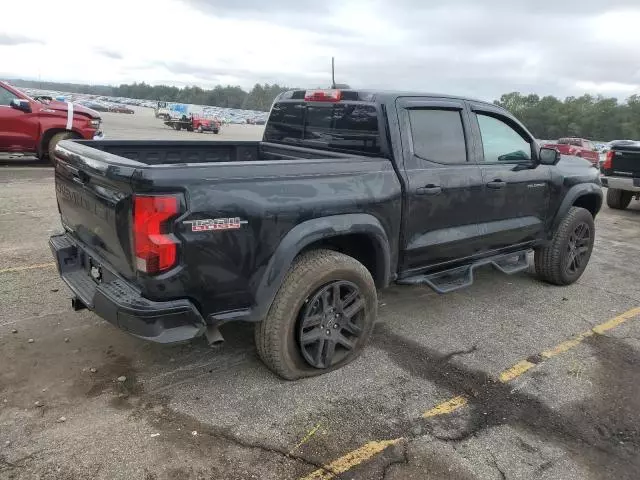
left=47, top=131, right=77, bottom=165
left=255, top=249, right=377, bottom=380
left=175, top=124, right=182, bottom=131
left=606, top=188, right=633, bottom=210
left=534, top=206, right=595, bottom=285
left=197, top=125, right=203, bottom=133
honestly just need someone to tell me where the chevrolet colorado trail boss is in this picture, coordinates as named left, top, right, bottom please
left=600, top=141, right=640, bottom=210
left=49, top=89, right=602, bottom=380
left=0, top=81, right=103, bottom=161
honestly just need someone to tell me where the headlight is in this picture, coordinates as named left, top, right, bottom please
left=90, top=119, right=101, bottom=128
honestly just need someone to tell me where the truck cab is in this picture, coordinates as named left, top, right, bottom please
left=0, top=81, right=103, bottom=161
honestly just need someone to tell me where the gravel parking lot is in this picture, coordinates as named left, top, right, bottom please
left=1, top=109, right=639, bottom=480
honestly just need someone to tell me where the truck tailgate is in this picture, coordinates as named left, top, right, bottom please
left=609, top=145, right=640, bottom=178
left=54, top=140, right=140, bottom=279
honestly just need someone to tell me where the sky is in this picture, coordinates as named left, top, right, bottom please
left=2, top=0, right=640, bottom=101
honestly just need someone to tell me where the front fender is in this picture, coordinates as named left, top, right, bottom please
left=248, top=213, right=391, bottom=322
left=550, top=183, right=603, bottom=234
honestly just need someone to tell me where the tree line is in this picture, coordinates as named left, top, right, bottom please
left=494, top=92, right=640, bottom=141
left=6, top=79, right=640, bottom=139
left=8, top=79, right=290, bottom=112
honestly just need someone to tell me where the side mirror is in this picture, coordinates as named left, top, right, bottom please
left=10, top=99, right=31, bottom=113
left=538, top=146, right=560, bottom=166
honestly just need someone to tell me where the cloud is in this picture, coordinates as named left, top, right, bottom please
left=95, top=48, right=123, bottom=60
left=0, top=33, right=43, bottom=46
left=1, top=0, right=639, bottom=100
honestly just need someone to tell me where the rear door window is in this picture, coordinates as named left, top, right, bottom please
left=407, top=109, right=468, bottom=164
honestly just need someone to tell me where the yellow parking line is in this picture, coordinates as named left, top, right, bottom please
left=592, top=307, right=640, bottom=334
left=300, top=439, right=403, bottom=480
left=540, top=331, right=594, bottom=359
left=0, top=262, right=56, bottom=274
left=423, top=395, right=468, bottom=418
left=300, top=307, right=640, bottom=479
left=498, top=359, right=536, bottom=383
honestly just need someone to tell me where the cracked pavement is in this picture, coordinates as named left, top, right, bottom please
left=1, top=110, right=640, bottom=479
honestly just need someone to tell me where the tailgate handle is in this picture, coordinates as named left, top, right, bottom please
left=73, top=171, right=90, bottom=185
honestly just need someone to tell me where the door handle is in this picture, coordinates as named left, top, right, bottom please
left=416, top=184, right=442, bottom=195
left=486, top=179, right=506, bottom=189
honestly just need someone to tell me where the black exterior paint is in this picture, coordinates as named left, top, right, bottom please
left=51, top=91, right=602, bottom=340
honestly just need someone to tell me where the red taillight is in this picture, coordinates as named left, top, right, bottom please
left=133, top=195, right=180, bottom=274
left=304, top=89, right=341, bottom=102
left=603, top=150, right=614, bottom=170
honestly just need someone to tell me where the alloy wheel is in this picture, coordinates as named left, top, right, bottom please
left=298, top=280, right=365, bottom=369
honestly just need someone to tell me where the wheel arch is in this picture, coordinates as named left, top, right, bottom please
left=551, top=183, right=603, bottom=234
left=250, top=214, right=391, bottom=322
left=40, top=128, right=81, bottom=158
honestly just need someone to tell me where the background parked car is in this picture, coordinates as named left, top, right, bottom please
left=108, top=104, right=135, bottom=114
left=543, top=137, right=600, bottom=167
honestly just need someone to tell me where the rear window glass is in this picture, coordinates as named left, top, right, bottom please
left=264, top=102, right=381, bottom=155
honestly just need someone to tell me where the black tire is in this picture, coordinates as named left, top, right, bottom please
left=534, top=206, right=595, bottom=286
left=48, top=131, right=76, bottom=165
left=213, top=129, right=219, bottom=134
left=606, top=188, right=633, bottom=210
left=175, top=124, right=182, bottom=131
left=255, top=249, right=377, bottom=380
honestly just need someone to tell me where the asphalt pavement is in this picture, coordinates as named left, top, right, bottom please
left=1, top=109, right=639, bottom=480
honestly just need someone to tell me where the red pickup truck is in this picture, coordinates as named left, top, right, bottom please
left=0, top=81, right=103, bottom=161
left=542, top=138, right=599, bottom=167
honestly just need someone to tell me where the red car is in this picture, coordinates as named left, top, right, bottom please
left=193, top=116, right=220, bottom=134
left=108, top=104, right=135, bottom=114
left=0, top=81, right=103, bottom=161
left=543, top=138, right=599, bottom=167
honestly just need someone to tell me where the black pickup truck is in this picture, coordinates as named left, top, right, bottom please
left=50, top=89, right=602, bottom=380
left=601, top=141, right=640, bottom=210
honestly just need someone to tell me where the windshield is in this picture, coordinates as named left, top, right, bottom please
left=264, top=101, right=382, bottom=156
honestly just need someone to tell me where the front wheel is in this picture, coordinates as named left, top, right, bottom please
left=606, top=188, right=633, bottom=210
left=534, top=206, right=595, bottom=285
left=255, top=249, right=377, bottom=380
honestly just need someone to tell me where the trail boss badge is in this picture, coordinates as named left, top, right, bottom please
left=184, top=217, right=248, bottom=232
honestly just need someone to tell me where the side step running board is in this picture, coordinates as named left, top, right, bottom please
left=397, top=250, right=530, bottom=294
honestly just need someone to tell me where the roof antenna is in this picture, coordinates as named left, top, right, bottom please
left=331, top=57, right=336, bottom=89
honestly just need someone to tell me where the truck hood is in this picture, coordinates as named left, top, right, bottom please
left=45, top=100, right=101, bottom=119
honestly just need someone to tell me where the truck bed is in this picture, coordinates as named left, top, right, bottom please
left=71, top=140, right=356, bottom=165
left=52, top=138, right=402, bottom=323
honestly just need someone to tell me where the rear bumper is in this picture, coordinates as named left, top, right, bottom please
left=49, top=233, right=206, bottom=343
left=601, top=176, right=640, bottom=192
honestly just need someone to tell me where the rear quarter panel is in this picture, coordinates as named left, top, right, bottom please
left=134, top=157, right=403, bottom=319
